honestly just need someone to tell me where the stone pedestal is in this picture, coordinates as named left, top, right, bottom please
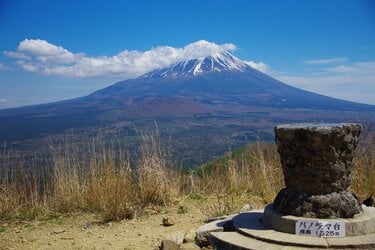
left=273, top=123, right=362, bottom=218
left=197, top=123, right=375, bottom=249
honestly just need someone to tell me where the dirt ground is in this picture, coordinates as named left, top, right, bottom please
left=0, top=202, right=209, bottom=250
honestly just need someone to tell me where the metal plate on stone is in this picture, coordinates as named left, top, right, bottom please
left=296, top=219, right=345, bottom=238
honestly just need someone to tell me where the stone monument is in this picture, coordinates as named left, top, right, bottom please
left=273, top=123, right=362, bottom=218
left=196, top=123, right=375, bottom=249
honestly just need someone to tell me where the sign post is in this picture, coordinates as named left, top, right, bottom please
left=296, top=219, right=345, bottom=237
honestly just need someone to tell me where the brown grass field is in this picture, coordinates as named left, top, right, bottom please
left=0, top=132, right=374, bottom=223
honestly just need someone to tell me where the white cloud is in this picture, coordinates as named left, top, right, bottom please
left=0, top=98, right=7, bottom=104
left=6, top=39, right=373, bottom=104
left=244, top=60, right=270, bottom=73
left=272, top=60, right=375, bottom=104
left=0, top=63, right=11, bottom=71
left=182, top=40, right=235, bottom=59
left=5, top=39, right=238, bottom=79
left=4, top=51, right=31, bottom=59
left=16, top=60, right=39, bottom=72
left=324, top=61, right=375, bottom=74
left=18, top=39, right=85, bottom=64
left=217, top=43, right=236, bottom=52
left=305, top=57, right=347, bottom=64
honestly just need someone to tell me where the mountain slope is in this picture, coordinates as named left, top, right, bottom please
left=1, top=50, right=375, bottom=167
left=88, top=51, right=374, bottom=111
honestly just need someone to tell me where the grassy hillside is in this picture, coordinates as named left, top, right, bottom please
left=0, top=133, right=374, bottom=222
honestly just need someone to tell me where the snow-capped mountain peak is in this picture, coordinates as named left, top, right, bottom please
left=142, top=51, right=250, bottom=79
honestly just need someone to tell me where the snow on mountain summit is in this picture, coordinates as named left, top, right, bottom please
left=142, top=50, right=251, bottom=79
left=139, top=40, right=268, bottom=79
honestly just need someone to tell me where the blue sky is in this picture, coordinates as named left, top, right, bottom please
left=0, top=0, right=374, bottom=108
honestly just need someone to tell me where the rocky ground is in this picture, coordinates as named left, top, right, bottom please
left=0, top=202, right=211, bottom=250
left=0, top=197, right=262, bottom=250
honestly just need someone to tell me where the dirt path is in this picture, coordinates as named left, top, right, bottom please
left=0, top=203, right=207, bottom=250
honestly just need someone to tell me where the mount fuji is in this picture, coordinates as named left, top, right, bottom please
left=87, top=50, right=373, bottom=111
left=1, top=49, right=375, bottom=166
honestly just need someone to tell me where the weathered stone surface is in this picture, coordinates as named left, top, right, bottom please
left=273, top=123, right=362, bottom=218
left=161, top=240, right=179, bottom=250
left=262, top=204, right=375, bottom=236
left=209, top=231, right=311, bottom=250
left=165, top=231, right=185, bottom=245
left=196, top=215, right=234, bottom=247
left=178, top=243, right=201, bottom=250
left=183, top=229, right=196, bottom=243
left=161, top=231, right=185, bottom=250
left=162, top=217, right=175, bottom=227
left=273, top=188, right=362, bottom=218
left=204, top=216, right=228, bottom=223
left=207, top=208, right=375, bottom=249
left=275, top=123, right=361, bottom=194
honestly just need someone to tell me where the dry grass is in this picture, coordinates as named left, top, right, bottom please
left=0, top=133, right=180, bottom=221
left=351, top=134, right=375, bottom=200
left=1, top=133, right=374, bottom=221
left=186, top=142, right=284, bottom=215
left=191, top=135, right=375, bottom=216
left=0, top=145, right=49, bottom=220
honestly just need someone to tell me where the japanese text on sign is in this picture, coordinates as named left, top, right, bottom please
left=295, top=220, right=345, bottom=237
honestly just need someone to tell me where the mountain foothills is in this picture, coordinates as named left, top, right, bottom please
left=1, top=47, right=375, bottom=167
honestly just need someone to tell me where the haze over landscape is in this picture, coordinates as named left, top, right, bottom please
left=1, top=1, right=375, bottom=249
left=0, top=0, right=375, bottom=109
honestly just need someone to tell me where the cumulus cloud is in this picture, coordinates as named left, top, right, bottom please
left=5, top=39, right=240, bottom=79
left=18, top=39, right=85, bottom=64
left=4, top=51, right=31, bottom=59
left=305, top=57, right=347, bottom=65
left=0, top=63, right=11, bottom=71
left=244, top=60, right=270, bottom=73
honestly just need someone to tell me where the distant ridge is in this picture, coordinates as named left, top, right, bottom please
left=1, top=47, right=375, bottom=167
